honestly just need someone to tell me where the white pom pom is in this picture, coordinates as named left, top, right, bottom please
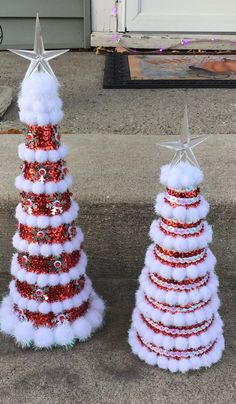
left=54, top=324, right=75, bottom=346
left=28, top=243, right=40, bottom=255
left=37, top=216, right=50, bottom=228
left=37, top=274, right=49, bottom=288
left=72, top=317, right=92, bottom=341
left=25, top=272, right=37, bottom=285
left=35, top=150, right=48, bottom=163
left=1, top=314, right=18, bottom=334
left=178, top=358, right=191, bottom=373
left=174, top=207, right=186, bottom=222
left=14, top=321, right=34, bottom=346
left=32, top=182, right=45, bottom=194
left=40, top=244, right=52, bottom=257
left=34, top=327, right=54, bottom=348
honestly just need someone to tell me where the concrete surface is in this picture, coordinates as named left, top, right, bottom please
left=0, top=51, right=236, bottom=135
left=0, top=86, right=12, bottom=118
left=0, top=133, right=235, bottom=404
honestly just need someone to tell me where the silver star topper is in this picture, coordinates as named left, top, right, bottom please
left=159, top=107, right=209, bottom=168
left=9, top=14, right=69, bottom=81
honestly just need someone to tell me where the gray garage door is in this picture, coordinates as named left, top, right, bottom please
left=0, top=0, right=90, bottom=49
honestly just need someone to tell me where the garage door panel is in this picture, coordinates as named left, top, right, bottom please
left=0, top=0, right=84, bottom=18
left=0, top=18, right=84, bottom=49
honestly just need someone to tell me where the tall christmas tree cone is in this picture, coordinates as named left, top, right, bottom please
left=128, top=112, right=224, bottom=372
left=0, top=17, right=105, bottom=348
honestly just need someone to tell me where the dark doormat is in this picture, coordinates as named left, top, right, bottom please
left=103, top=53, right=236, bottom=89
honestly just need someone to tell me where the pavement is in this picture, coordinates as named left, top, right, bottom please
left=0, top=51, right=235, bottom=404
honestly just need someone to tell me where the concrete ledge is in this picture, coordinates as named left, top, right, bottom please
left=0, top=86, right=13, bottom=118
left=0, top=133, right=235, bottom=205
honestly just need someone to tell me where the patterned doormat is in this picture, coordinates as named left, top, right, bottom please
left=103, top=53, right=236, bottom=88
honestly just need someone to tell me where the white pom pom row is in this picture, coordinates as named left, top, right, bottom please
left=135, top=288, right=221, bottom=326
left=0, top=289, right=105, bottom=348
left=12, top=227, right=84, bottom=257
left=18, top=143, right=68, bottom=163
left=9, top=276, right=92, bottom=314
left=155, top=194, right=209, bottom=223
left=10, top=250, right=87, bottom=286
left=160, top=162, right=204, bottom=189
left=131, top=308, right=223, bottom=350
left=138, top=266, right=219, bottom=306
left=15, top=200, right=79, bottom=228
left=128, top=327, right=224, bottom=373
left=15, top=174, right=73, bottom=194
left=145, top=245, right=216, bottom=281
left=149, top=219, right=212, bottom=252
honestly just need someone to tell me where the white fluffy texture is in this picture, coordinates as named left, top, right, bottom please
left=145, top=245, right=216, bottom=281
left=18, top=72, right=64, bottom=125
left=15, top=200, right=79, bottom=228
left=12, top=226, right=83, bottom=257
left=10, top=250, right=87, bottom=286
left=149, top=219, right=212, bottom=252
left=9, top=276, right=92, bottom=314
left=155, top=193, right=209, bottom=222
left=128, top=328, right=224, bottom=373
left=131, top=308, right=223, bottom=350
left=139, top=266, right=219, bottom=306
left=18, top=143, right=68, bottom=163
left=0, top=291, right=105, bottom=348
left=135, top=289, right=220, bottom=327
left=15, top=174, right=73, bottom=194
left=160, top=162, right=204, bottom=188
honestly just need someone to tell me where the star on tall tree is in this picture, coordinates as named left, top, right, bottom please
left=159, top=107, right=209, bottom=167
left=9, top=14, right=69, bottom=81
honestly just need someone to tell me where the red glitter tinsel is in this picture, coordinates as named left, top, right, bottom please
left=15, top=276, right=85, bottom=302
left=17, top=250, right=81, bottom=274
left=26, top=125, right=60, bottom=150
left=19, top=223, right=77, bottom=244
left=14, top=300, right=89, bottom=327
left=21, top=191, right=72, bottom=216
left=161, top=218, right=202, bottom=229
left=166, top=187, right=200, bottom=198
left=23, top=160, right=66, bottom=182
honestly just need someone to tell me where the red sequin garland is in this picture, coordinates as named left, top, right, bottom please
left=14, top=300, right=89, bottom=327
left=26, top=125, right=60, bottom=150
left=22, top=160, right=67, bottom=183
left=164, top=196, right=200, bottom=209
left=145, top=294, right=210, bottom=314
left=19, top=223, right=77, bottom=244
left=141, top=313, right=214, bottom=337
left=161, top=218, right=202, bottom=229
left=17, top=250, right=81, bottom=274
left=15, top=276, right=85, bottom=302
left=137, top=333, right=216, bottom=360
left=149, top=272, right=209, bottom=291
left=155, top=245, right=205, bottom=258
left=167, top=187, right=200, bottom=198
left=21, top=191, right=72, bottom=216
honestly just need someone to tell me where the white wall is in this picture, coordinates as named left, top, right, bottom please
left=91, top=0, right=125, bottom=32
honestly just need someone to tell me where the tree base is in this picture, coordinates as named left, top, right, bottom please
left=128, top=328, right=224, bottom=373
left=0, top=292, right=105, bottom=349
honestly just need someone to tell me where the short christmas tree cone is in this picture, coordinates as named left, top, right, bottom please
left=0, top=71, right=105, bottom=348
left=128, top=162, right=224, bottom=372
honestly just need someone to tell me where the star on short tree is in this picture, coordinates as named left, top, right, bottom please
left=159, top=107, right=209, bottom=168
left=9, top=14, right=69, bottom=81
